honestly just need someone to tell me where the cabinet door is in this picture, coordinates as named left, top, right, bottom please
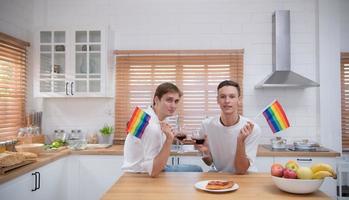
left=78, top=155, right=123, bottom=200
left=0, top=171, right=36, bottom=200
left=37, top=30, right=69, bottom=97
left=274, top=157, right=337, bottom=198
left=73, top=30, right=105, bottom=96
left=34, top=157, right=67, bottom=200
left=35, top=28, right=109, bottom=97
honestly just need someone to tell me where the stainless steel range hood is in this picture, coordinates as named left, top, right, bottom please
left=255, top=10, right=319, bottom=88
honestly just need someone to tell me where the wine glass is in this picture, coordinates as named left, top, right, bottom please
left=191, top=129, right=205, bottom=145
left=175, top=126, right=187, bottom=154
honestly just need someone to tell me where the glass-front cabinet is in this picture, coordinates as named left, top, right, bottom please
left=39, top=31, right=67, bottom=95
left=74, top=30, right=102, bottom=94
left=34, top=28, right=108, bottom=97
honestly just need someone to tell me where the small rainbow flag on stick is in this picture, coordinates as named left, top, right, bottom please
left=126, top=107, right=151, bottom=139
left=262, top=100, right=290, bottom=133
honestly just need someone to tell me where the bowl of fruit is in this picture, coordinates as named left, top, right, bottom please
left=270, top=161, right=336, bottom=194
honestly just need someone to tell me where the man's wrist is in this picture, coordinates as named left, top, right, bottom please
left=165, top=137, right=174, bottom=145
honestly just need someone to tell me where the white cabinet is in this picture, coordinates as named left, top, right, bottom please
left=0, top=158, right=67, bottom=200
left=254, top=157, right=274, bottom=172
left=34, top=28, right=111, bottom=97
left=0, top=168, right=35, bottom=200
left=34, top=157, right=67, bottom=200
left=77, top=155, right=123, bottom=200
left=274, top=156, right=337, bottom=199
left=35, top=30, right=69, bottom=96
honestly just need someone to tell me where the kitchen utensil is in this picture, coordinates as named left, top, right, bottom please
left=293, top=139, right=319, bottom=150
left=271, top=137, right=287, bottom=149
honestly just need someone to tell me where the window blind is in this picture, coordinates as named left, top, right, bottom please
left=341, top=52, right=349, bottom=151
left=114, top=50, right=243, bottom=139
left=0, top=32, right=29, bottom=140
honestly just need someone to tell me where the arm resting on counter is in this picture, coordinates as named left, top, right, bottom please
left=234, top=139, right=250, bottom=174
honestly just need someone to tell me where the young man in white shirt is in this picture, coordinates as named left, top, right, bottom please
left=196, top=80, right=261, bottom=174
left=122, top=82, right=202, bottom=177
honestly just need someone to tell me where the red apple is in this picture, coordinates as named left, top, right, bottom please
left=283, top=168, right=297, bottom=179
left=271, top=163, right=284, bottom=177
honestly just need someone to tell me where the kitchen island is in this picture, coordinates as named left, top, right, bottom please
left=101, top=172, right=330, bottom=200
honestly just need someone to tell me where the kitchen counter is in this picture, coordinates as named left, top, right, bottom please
left=101, top=172, right=330, bottom=200
left=257, top=145, right=340, bottom=157
left=0, top=144, right=340, bottom=185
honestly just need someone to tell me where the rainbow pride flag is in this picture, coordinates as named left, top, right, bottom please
left=262, top=100, right=290, bottom=133
left=126, top=107, right=151, bottom=139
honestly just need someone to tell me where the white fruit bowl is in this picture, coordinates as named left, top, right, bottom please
left=272, top=176, right=324, bottom=194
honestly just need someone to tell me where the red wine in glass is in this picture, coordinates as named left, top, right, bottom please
left=193, top=138, right=205, bottom=144
left=176, top=133, right=186, bottom=141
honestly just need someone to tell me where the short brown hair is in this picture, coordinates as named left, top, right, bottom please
left=153, top=82, right=183, bottom=106
left=217, top=80, right=241, bottom=96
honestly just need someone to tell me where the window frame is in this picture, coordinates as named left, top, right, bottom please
left=341, top=52, right=349, bottom=152
left=0, top=32, right=29, bottom=140
left=114, top=50, right=244, bottom=139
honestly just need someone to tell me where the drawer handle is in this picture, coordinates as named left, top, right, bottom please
left=297, top=158, right=312, bottom=162
left=71, top=82, right=74, bottom=96
left=31, top=172, right=37, bottom=191
left=36, top=172, right=41, bottom=190
left=66, top=82, right=69, bottom=95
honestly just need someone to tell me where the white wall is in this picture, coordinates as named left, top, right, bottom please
left=30, top=0, right=320, bottom=143
left=0, top=0, right=33, bottom=41
left=340, top=0, right=349, bottom=52
left=318, top=0, right=341, bottom=152
left=0, top=0, right=37, bottom=114
left=1, top=0, right=346, bottom=149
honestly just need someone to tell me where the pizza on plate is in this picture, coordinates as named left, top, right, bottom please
left=205, top=180, right=235, bottom=190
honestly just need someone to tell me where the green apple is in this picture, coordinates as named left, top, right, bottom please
left=285, top=160, right=299, bottom=172
left=296, top=167, right=313, bottom=179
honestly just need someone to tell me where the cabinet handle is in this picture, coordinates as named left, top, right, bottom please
left=296, top=158, right=312, bottom=162
left=31, top=172, right=37, bottom=191
left=71, top=82, right=74, bottom=96
left=65, top=82, right=69, bottom=95
left=36, top=172, right=41, bottom=190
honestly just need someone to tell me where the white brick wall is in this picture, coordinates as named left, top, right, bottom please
left=0, top=0, right=344, bottom=148
left=30, top=0, right=320, bottom=143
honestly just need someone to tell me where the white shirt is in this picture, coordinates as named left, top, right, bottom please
left=199, top=115, right=261, bottom=172
left=122, top=106, right=166, bottom=175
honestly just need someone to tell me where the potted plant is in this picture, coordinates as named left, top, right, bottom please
left=99, top=124, right=114, bottom=144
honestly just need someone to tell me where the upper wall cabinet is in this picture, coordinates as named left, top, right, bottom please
left=34, top=28, right=112, bottom=97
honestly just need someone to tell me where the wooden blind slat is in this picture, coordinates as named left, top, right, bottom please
left=114, top=50, right=243, bottom=139
left=0, top=32, right=28, bottom=140
left=341, top=52, right=349, bottom=151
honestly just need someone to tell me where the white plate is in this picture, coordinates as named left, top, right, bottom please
left=194, top=180, right=239, bottom=193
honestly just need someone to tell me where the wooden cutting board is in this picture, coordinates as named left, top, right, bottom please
left=44, top=146, right=67, bottom=153
left=0, top=159, right=36, bottom=175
